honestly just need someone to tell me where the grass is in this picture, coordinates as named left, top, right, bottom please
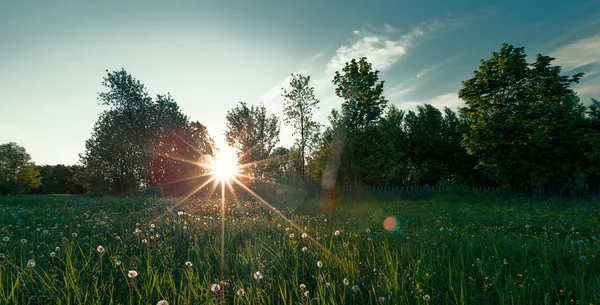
left=0, top=192, right=598, bottom=304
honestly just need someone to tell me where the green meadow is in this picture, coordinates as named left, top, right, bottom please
left=0, top=194, right=598, bottom=304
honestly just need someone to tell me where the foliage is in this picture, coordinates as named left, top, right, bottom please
left=0, top=142, right=41, bottom=194
left=281, top=73, right=321, bottom=184
left=328, top=57, right=389, bottom=186
left=224, top=102, right=280, bottom=184
left=33, top=164, right=86, bottom=194
left=80, top=69, right=210, bottom=195
left=149, top=121, right=214, bottom=197
left=459, top=44, right=587, bottom=191
left=332, top=57, right=387, bottom=133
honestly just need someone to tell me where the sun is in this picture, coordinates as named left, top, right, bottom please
left=209, top=147, right=240, bottom=182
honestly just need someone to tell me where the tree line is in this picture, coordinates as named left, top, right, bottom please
left=1, top=43, right=598, bottom=197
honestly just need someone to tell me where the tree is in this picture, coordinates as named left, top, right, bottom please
left=331, top=57, right=388, bottom=185
left=0, top=142, right=41, bottom=194
left=581, top=98, right=600, bottom=186
left=281, top=74, right=321, bottom=184
left=458, top=44, right=586, bottom=191
left=34, top=165, right=86, bottom=194
left=333, top=57, right=387, bottom=133
left=224, top=102, right=280, bottom=184
left=149, top=121, right=214, bottom=196
left=80, top=69, right=194, bottom=195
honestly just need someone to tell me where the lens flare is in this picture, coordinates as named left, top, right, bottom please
left=209, top=148, right=240, bottom=182
left=383, top=216, right=399, bottom=231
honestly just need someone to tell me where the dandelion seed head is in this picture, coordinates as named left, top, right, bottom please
left=97, top=245, right=105, bottom=253
left=343, top=278, right=350, bottom=285
left=210, top=283, right=220, bottom=292
left=237, top=288, right=245, bottom=296
left=27, top=259, right=35, bottom=268
left=156, top=300, right=169, bottom=305
left=186, top=261, right=193, bottom=267
left=317, top=261, right=323, bottom=268
left=128, top=270, right=138, bottom=278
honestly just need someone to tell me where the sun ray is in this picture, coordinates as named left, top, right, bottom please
left=229, top=176, right=346, bottom=267
left=162, top=172, right=213, bottom=185
left=151, top=175, right=218, bottom=223
left=237, top=153, right=289, bottom=171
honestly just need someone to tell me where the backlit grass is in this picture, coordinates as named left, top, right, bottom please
left=0, top=194, right=598, bottom=304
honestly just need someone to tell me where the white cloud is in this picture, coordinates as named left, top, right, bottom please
left=575, top=82, right=600, bottom=98
left=550, top=33, right=600, bottom=72
left=398, top=93, right=465, bottom=112
left=309, top=51, right=326, bottom=61
left=387, top=81, right=418, bottom=99
left=257, top=71, right=307, bottom=109
left=424, top=93, right=465, bottom=111
left=325, top=19, right=451, bottom=74
left=416, top=64, right=442, bottom=79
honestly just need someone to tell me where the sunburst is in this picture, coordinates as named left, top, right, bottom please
left=149, top=140, right=343, bottom=299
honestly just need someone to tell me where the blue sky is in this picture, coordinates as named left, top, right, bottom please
left=1, top=0, right=599, bottom=165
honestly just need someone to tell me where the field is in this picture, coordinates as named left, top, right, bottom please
left=0, top=193, right=598, bottom=304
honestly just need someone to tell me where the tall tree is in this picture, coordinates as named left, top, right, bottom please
left=332, top=57, right=388, bottom=185
left=458, top=44, right=586, bottom=191
left=149, top=121, right=214, bottom=196
left=333, top=57, right=387, bottom=133
left=34, top=165, right=86, bottom=194
left=581, top=98, right=600, bottom=186
left=224, top=102, right=280, bottom=184
left=80, top=69, right=193, bottom=195
left=0, top=142, right=41, bottom=194
left=281, top=73, right=321, bottom=184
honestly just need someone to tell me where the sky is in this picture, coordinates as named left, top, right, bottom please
left=1, top=0, right=599, bottom=166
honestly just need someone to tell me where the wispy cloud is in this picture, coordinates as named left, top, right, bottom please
left=387, top=81, right=418, bottom=99
left=256, top=74, right=297, bottom=109
left=550, top=33, right=600, bottom=72
left=399, top=93, right=465, bottom=112
left=309, top=51, right=326, bottom=61
left=325, top=19, right=457, bottom=74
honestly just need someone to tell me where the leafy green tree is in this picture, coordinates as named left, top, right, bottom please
left=80, top=69, right=194, bottom=195
left=333, top=57, right=387, bottom=133
left=459, top=44, right=586, bottom=190
left=149, top=121, right=214, bottom=196
left=374, top=105, right=409, bottom=186
left=224, top=102, right=280, bottom=184
left=0, top=142, right=41, bottom=194
left=581, top=98, right=600, bottom=186
left=34, top=165, right=86, bottom=194
left=331, top=57, right=388, bottom=185
left=281, top=74, right=321, bottom=184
